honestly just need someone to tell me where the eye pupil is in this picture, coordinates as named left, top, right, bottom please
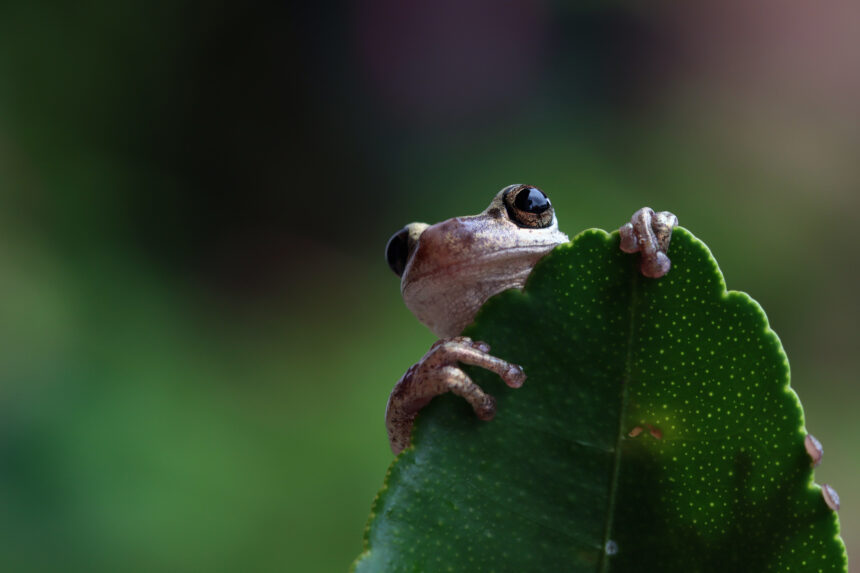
left=502, top=184, right=554, bottom=228
left=385, top=227, right=410, bottom=277
left=514, top=186, right=550, bottom=214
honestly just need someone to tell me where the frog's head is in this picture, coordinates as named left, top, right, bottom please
left=385, top=184, right=569, bottom=337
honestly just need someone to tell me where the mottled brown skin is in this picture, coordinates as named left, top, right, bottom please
left=385, top=185, right=678, bottom=455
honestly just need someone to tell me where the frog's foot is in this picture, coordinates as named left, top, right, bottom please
left=385, top=336, right=526, bottom=455
left=619, top=208, right=679, bottom=278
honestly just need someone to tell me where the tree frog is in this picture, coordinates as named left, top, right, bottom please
left=384, top=184, right=677, bottom=454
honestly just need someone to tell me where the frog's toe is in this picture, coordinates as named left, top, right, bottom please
left=619, top=222, right=640, bottom=253
left=385, top=336, right=527, bottom=454
left=441, top=366, right=497, bottom=420
left=501, top=363, right=526, bottom=388
left=471, top=340, right=491, bottom=353
left=474, top=395, right=496, bottom=420
left=619, top=207, right=678, bottom=279
left=446, top=336, right=491, bottom=354
left=640, top=250, right=672, bottom=279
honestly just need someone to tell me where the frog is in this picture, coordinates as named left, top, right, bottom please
left=383, top=184, right=678, bottom=454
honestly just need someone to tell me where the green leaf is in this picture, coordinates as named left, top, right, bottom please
left=353, top=228, right=847, bottom=572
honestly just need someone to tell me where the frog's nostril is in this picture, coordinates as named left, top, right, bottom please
left=385, top=227, right=411, bottom=277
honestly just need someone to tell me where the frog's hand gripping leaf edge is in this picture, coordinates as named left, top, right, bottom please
left=383, top=184, right=676, bottom=454
left=357, top=226, right=847, bottom=573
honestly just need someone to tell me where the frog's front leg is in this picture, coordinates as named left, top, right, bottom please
left=619, top=208, right=679, bottom=278
left=385, top=337, right=526, bottom=454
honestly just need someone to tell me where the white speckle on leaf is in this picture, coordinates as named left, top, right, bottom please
left=605, top=540, right=618, bottom=555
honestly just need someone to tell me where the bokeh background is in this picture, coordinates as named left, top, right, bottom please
left=1, top=1, right=857, bottom=571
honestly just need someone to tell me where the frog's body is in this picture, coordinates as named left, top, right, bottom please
left=384, top=184, right=676, bottom=454
left=390, top=185, right=570, bottom=338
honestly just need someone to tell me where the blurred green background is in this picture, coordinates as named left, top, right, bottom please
left=0, top=1, right=856, bottom=571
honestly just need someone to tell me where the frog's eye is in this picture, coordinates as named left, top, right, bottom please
left=385, top=227, right=411, bottom=277
left=504, top=184, right=554, bottom=228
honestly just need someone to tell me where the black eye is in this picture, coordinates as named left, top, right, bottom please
left=503, top=184, right=554, bottom=228
left=514, top=186, right=550, bottom=214
left=385, top=227, right=410, bottom=277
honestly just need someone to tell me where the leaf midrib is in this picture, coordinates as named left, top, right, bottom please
left=597, top=270, right=640, bottom=572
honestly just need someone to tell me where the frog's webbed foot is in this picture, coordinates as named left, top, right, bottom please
left=619, top=208, right=679, bottom=278
left=385, top=337, right=526, bottom=455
